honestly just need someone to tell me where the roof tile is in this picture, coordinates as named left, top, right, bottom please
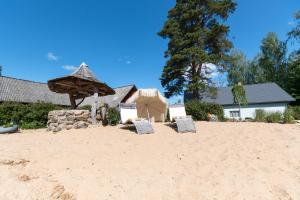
left=184, top=83, right=295, bottom=105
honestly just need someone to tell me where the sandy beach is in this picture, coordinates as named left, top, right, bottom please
left=0, top=122, right=300, bottom=200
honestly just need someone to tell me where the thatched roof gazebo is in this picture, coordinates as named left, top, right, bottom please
left=48, top=62, right=115, bottom=124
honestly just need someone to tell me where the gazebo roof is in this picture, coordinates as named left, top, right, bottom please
left=48, top=62, right=115, bottom=99
left=71, top=62, right=99, bottom=82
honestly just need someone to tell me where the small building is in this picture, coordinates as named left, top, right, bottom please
left=185, top=83, right=295, bottom=119
left=0, top=76, right=137, bottom=108
left=81, top=84, right=137, bottom=108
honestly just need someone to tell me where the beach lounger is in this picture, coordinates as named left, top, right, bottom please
left=169, top=104, right=196, bottom=133
left=119, top=103, right=154, bottom=134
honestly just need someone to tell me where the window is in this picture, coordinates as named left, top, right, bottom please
left=230, top=111, right=240, bottom=118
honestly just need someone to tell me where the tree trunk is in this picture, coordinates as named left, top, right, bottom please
left=191, top=62, right=201, bottom=100
left=69, top=94, right=77, bottom=109
left=192, top=90, right=199, bottom=100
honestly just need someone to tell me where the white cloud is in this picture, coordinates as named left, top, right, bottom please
left=118, top=56, right=133, bottom=65
left=202, top=63, right=218, bottom=78
left=47, top=52, right=58, bottom=61
left=288, top=21, right=295, bottom=26
left=62, top=65, right=78, bottom=71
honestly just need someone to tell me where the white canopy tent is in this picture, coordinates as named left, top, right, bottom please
left=126, top=89, right=168, bottom=122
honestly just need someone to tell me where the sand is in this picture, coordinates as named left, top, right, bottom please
left=0, top=122, right=299, bottom=200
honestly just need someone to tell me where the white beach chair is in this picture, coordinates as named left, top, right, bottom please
left=119, top=103, right=154, bottom=134
left=169, top=104, right=196, bottom=133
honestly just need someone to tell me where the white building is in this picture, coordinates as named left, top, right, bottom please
left=185, top=83, right=295, bottom=120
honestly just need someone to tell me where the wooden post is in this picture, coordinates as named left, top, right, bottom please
left=91, top=88, right=99, bottom=125
left=69, top=94, right=77, bottom=109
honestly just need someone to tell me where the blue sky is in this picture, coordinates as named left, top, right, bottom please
left=0, top=0, right=299, bottom=102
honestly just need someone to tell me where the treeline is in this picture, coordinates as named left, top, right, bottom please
left=227, top=11, right=300, bottom=104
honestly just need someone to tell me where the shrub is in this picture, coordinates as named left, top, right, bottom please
left=245, top=117, right=254, bottom=122
left=77, top=105, right=92, bottom=111
left=290, top=106, right=300, bottom=120
left=283, top=108, right=295, bottom=124
left=254, top=109, right=266, bottom=122
left=3, top=122, right=14, bottom=128
left=265, top=112, right=282, bottom=123
left=0, top=102, right=61, bottom=129
left=221, top=117, right=229, bottom=122
left=106, top=107, right=120, bottom=126
left=0, top=102, right=26, bottom=125
left=21, top=121, right=45, bottom=129
left=185, top=100, right=224, bottom=121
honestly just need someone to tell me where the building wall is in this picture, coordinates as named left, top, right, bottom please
left=223, top=103, right=288, bottom=119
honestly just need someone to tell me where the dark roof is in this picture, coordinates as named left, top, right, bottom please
left=0, top=76, right=136, bottom=107
left=0, top=76, right=70, bottom=105
left=185, top=83, right=295, bottom=106
left=81, top=84, right=137, bottom=108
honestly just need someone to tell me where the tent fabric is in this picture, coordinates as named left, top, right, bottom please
left=126, top=89, right=168, bottom=122
left=169, top=104, right=187, bottom=121
left=119, top=103, right=139, bottom=124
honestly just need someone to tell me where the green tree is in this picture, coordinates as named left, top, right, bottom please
left=227, top=50, right=262, bottom=85
left=232, top=82, right=247, bottom=119
left=288, top=11, right=300, bottom=44
left=257, top=32, right=287, bottom=88
left=286, top=56, right=300, bottom=103
left=158, top=0, right=236, bottom=99
left=248, top=55, right=267, bottom=84
left=287, top=10, right=300, bottom=104
left=227, top=50, right=249, bottom=85
left=0, top=65, right=2, bottom=76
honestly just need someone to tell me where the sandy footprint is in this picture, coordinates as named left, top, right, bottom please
left=271, top=185, right=293, bottom=200
left=18, top=174, right=39, bottom=182
left=0, top=158, right=30, bottom=166
left=50, top=184, right=76, bottom=200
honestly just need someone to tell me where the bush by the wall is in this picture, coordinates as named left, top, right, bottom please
left=0, top=102, right=61, bottom=129
left=290, top=106, right=300, bottom=120
left=265, top=112, right=282, bottom=123
left=283, top=108, right=295, bottom=124
left=185, top=100, right=224, bottom=121
left=77, top=104, right=92, bottom=111
left=106, top=107, right=120, bottom=126
left=0, top=102, right=26, bottom=125
left=254, top=109, right=266, bottom=122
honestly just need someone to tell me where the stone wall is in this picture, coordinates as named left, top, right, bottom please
left=47, top=110, right=92, bottom=132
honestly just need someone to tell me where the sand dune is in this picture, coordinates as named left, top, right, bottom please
left=0, top=122, right=299, bottom=200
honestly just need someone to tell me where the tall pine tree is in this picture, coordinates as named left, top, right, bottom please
left=159, top=0, right=236, bottom=99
